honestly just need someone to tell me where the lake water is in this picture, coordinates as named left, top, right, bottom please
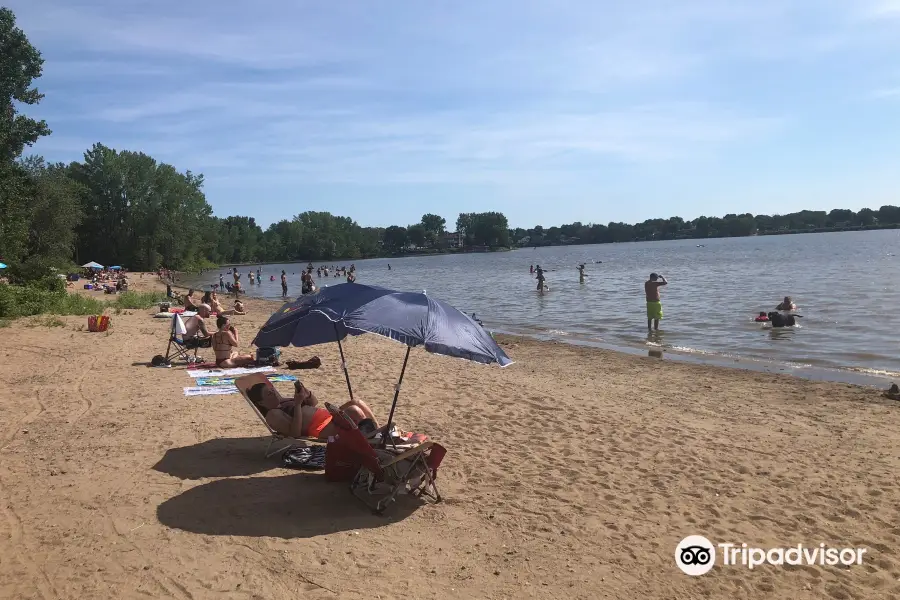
left=189, top=230, right=900, bottom=386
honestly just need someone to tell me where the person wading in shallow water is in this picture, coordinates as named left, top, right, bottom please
left=645, top=272, right=668, bottom=331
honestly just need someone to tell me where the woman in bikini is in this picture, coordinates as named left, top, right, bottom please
left=212, top=315, right=256, bottom=368
left=246, top=380, right=378, bottom=440
left=204, top=290, right=235, bottom=315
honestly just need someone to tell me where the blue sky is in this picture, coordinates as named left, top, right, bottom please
left=8, top=0, right=900, bottom=229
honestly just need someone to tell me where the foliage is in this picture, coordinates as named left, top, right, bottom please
left=457, top=212, right=510, bottom=247
left=512, top=206, right=900, bottom=247
left=0, top=283, right=104, bottom=319
left=407, top=224, right=427, bottom=247
left=0, top=7, right=50, bottom=162
left=382, top=226, right=408, bottom=254
left=70, top=144, right=211, bottom=271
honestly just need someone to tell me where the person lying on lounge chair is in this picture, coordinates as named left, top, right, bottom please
left=246, top=380, right=378, bottom=440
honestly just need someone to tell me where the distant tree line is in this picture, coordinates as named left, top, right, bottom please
left=511, top=207, right=900, bottom=247
left=1, top=7, right=897, bottom=283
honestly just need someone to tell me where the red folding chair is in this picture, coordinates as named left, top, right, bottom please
left=324, top=403, right=446, bottom=514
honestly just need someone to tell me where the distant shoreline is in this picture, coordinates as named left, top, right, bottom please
left=214, top=226, right=900, bottom=268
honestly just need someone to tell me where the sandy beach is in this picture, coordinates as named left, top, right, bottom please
left=1, top=277, right=899, bottom=600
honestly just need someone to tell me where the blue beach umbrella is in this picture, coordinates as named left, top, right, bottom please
left=0, top=263, right=7, bottom=269
left=81, top=261, right=104, bottom=269
left=109, top=266, right=122, bottom=270
left=253, top=283, right=512, bottom=440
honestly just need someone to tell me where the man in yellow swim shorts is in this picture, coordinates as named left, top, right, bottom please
left=644, top=272, right=668, bottom=331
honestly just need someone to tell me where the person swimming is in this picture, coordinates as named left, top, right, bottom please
left=776, top=296, right=797, bottom=311
left=755, top=311, right=769, bottom=322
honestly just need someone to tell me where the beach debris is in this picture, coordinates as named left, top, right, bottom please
left=884, top=384, right=900, bottom=401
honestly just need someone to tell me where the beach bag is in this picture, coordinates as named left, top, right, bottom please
left=255, top=347, right=281, bottom=366
left=281, top=445, right=327, bottom=471
left=88, top=315, right=110, bottom=332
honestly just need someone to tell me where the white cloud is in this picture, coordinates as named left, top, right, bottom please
left=7, top=0, right=898, bottom=198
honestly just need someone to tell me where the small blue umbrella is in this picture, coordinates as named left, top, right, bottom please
left=109, top=266, right=122, bottom=270
left=253, top=283, right=512, bottom=440
left=0, top=263, right=7, bottom=269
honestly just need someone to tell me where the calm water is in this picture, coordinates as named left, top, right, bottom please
left=190, top=230, right=900, bottom=385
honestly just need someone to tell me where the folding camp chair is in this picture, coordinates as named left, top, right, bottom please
left=235, top=373, right=319, bottom=458
left=325, top=402, right=446, bottom=514
left=162, top=313, right=210, bottom=365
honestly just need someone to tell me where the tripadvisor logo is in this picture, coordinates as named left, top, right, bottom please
left=675, top=536, right=867, bottom=575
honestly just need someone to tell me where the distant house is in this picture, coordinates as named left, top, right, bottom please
left=443, top=231, right=463, bottom=249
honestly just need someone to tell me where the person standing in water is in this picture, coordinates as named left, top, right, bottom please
left=577, top=264, right=586, bottom=284
left=256, top=270, right=261, bottom=285
left=530, top=264, right=534, bottom=274
left=535, top=265, right=546, bottom=292
left=645, top=273, right=668, bottom=331
left=280, top=270, right=288, bottom=298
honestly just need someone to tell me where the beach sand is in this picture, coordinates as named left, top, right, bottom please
left=1, top=277, right=898, bottom=599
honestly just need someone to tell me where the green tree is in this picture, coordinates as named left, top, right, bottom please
left=19, top=156, right=83, bottom=262
left=465, top=212, right=510, bottom=247
left=382, top=226, right=408, bottom=253
left=407, top=224, right=427, bottom=247
left=878, top=205, right=900, bottom=224
left=857, top=208, right=876, bottom=226
left=0, top=8, right=50, bottom=162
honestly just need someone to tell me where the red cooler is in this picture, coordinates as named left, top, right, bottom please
left=324, top=436, right=361, bottom=482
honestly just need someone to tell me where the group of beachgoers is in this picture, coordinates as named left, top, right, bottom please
left=528, top=263, right=802, bottom=332
left=529, top=263, right=591, bottom=291
left=176, top=288, right=252, bottom=368
left=286, top=263, right=358, bottom=298
left=194, top=264, right=361, bottom=300
left=81, top=267, right=130, bottom=293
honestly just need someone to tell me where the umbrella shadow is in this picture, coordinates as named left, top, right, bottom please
left=156, top=474, right=419, bottom=538
left=152, top=437, right=283, bottom=480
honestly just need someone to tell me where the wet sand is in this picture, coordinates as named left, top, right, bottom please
left=1, top=276, right=898, bottom=599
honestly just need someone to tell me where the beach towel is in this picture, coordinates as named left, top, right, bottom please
left=183, top=385, right=241, bottom=397
left=281, top=445, right=327, bottom=470
left=195, top=373, right=297, bottom=387
left=186, top=361, right=219, bottom=370
left=186, top=366, right=277, bottom=378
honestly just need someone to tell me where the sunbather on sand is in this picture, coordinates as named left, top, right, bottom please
left=212, top=316, right=256, bottom=368
left=247, top=380, right=378, bottom=440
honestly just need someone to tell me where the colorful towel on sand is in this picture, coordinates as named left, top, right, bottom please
left=183, top=386, right=240, bottom=397
left=186, top=366, right=276, bottom=378
left=195, top=373, right=297, bottom=387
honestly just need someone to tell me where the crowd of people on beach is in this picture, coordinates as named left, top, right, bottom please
left=155, top=263, right=363, bottom=367
left=79, top=267, right=130, bottom=293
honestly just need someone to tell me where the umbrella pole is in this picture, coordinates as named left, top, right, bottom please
left=382, top=345, right=411, bottom=449
left=333, top=323, right=354, bottom=401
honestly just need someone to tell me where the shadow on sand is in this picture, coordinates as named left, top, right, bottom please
left=152, top=436, right=287, bottom=480
left=156, top=473, right=419, bottom=538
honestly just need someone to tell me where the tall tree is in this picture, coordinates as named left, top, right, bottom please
left=382, top=226, right=408, bottom=254
left=0, top=8, right=50, bottom=162
left=407, top=224, right=427, bottom=247
left=420, top=213, right=446, bottom=235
